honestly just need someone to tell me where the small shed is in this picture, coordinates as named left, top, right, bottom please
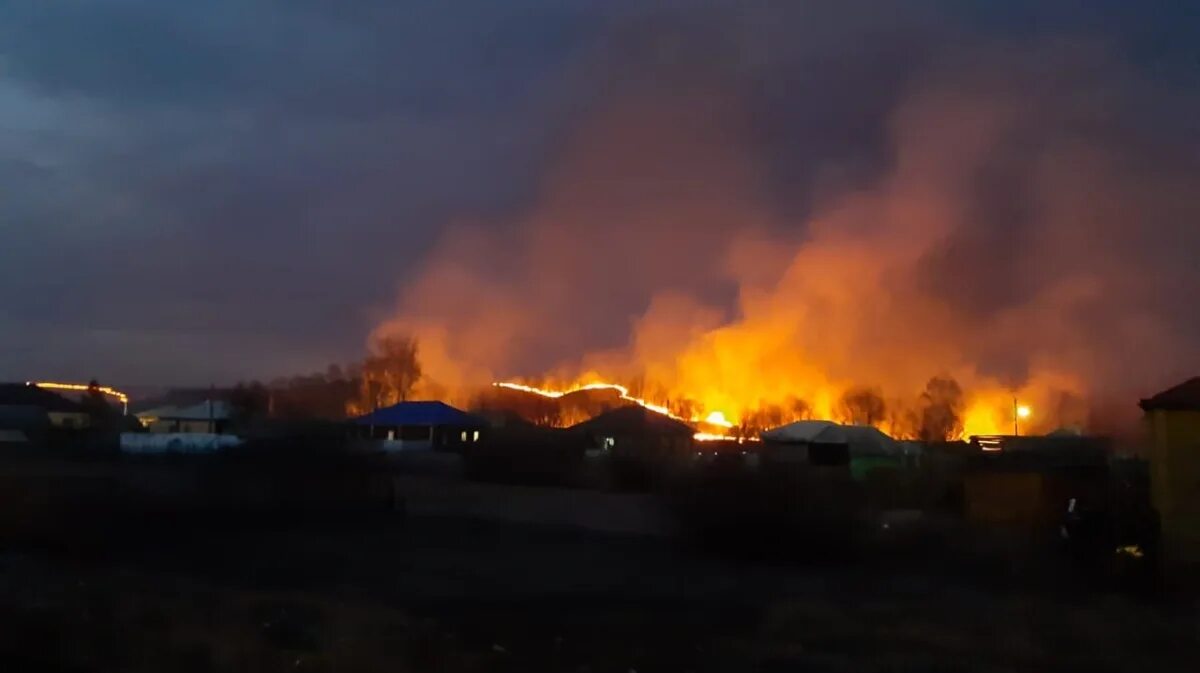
left=760, top=421, right=907, bottom=477
left=355, top=401, right=487, bottom=452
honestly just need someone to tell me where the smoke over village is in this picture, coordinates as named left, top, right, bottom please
left=367, top=5, right=1200, bottom=440
left=4, top=4, right=1200, bottom=668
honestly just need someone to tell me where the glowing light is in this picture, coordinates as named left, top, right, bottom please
left=1016, top=404, right=1032, bottom=419
left=28, top=381, right=129, bottom=404
left=1116, top=545, right=1145, bottom=559
left=976, top=436, right=1004, bottom=452
left=703, top=411, right=733, bottom=428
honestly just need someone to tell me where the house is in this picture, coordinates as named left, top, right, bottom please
left=1140, top=377, right=1200, bottom=563
left=759, top=420, right=921, bottom=511
left=466, top=413, right=590, bottom=486
left=568, top=405, right=695, bottom=490
left=0, top=383, right=91, bottom=430
left=760, top=420, right=910, bottom=476
left=569, top=404, right=694, bottom=459
left=354, top=400, right=487, bottom=452
left=136, top=400, right=231, bottom=434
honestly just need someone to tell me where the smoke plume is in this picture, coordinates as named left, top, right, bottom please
left=375, top=4, right=1200, bottom=437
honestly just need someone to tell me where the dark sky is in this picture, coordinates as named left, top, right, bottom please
left=1, top=0, right=1197, bottom=387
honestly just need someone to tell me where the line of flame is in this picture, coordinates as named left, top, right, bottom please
left=493, top=380, right=679, bottom=418
left=492, top=380, right=750, bottom=442
left=28, top=381, right=129, bottom=404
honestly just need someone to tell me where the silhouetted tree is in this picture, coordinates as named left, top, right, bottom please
left=918, top=376, right=964, bottom=441
left=355, top=335, right=422, bottom=413
left=737, top=396, right=811, bottom=438
left=75, top=378, right=122, bottom=432
left=229, top=381, right=270, bottom=425
left=80, top=378, right=111, bottom=417
left=839, top=386, right=886, bottom=426
left=271, top=366, right=360, bottom=420
left=888, top=408, right=923, bottom=440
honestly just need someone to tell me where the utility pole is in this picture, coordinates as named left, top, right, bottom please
left=1013, top=397, right=1019, bottom=436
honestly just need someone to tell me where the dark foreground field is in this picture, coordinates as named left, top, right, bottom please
left=1, top=503, right=1197, bottom=673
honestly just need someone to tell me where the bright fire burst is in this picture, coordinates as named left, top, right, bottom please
left=703, top=411, right=734, bottom=428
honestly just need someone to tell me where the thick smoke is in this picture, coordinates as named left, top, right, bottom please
left=375, top=4, right=1200, bottom=436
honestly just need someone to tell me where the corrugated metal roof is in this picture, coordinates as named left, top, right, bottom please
left=759, top=420, right=838, bottom=443
left=354, top=401, right=486, bottom=427
left=761, top=420, right=902, bottom=457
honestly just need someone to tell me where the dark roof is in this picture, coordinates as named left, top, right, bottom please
left=569, top=404, right=694, bottom=437
left=0, top=383, right=85, bottom=412
left=1139, top=377, right=1200, bottom=412
left=354, top=401, right=487, bottom=427
left=968, top=435, right=1111, bottom=469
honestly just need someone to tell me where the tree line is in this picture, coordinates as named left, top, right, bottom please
left=229, top=335, right=423, bottom=424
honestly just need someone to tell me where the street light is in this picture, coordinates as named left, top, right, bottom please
left=1014, top=398, right=1031, bottom=435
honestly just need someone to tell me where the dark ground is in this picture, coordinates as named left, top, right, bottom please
left=1, top=506, right=1197, bottom=673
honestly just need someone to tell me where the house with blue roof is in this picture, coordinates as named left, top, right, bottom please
left=354, top=400, right=487, bottom=452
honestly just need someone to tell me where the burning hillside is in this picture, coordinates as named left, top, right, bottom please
left=367, top=8, right=1200, bottom=440
left=480, top=381, right=742, bottom=440
left=477, top=376, right=1047, bottom=442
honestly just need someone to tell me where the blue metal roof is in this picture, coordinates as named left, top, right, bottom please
left=354, top=401, right=486, bottom=427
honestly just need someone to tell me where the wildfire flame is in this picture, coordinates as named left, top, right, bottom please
left=28, top=381, right=129, bottom=405
left=703, top=411, right=734, bottom=428
left=494, top=380, right=674, bottom=417
left=490, top=376, right=1054, bottom=443
left=373, top=63, right=1114, bottom=441
left=494, top=380, right=756, bottom=441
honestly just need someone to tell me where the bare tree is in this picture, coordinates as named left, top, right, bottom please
left=80, top=378, right=115, bottom=427
left=918, top=376, right=964, bottom=441
left=356, top=335, right=423, bottom=412
left=229, top=381, right=270, bottom=425
left=737, top=396, right=811, bottom=438
left=839, top=386, right=886, bottom=426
